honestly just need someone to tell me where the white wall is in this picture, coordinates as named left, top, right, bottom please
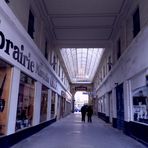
left=94, top=0, right=148, bottom=121
left=33, top=82, right=42, bottom=125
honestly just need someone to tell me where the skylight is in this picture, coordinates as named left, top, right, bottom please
left=60, top=48, right=104, bottom=83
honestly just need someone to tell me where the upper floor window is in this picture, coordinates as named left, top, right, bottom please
left=103, top=65, right=105, bottom=78
left=108, top=56, right=112, bottom=71
left=44, top=41, right=48, bottom=59
left=5, top=0, right=9, bottom=3
left=58, top=65, right=60, bottom=77
left=53, top=55, right=56, bottom=71
left=28, top=10, right=34, bottom=39
left=133, top=7, right=140, bottom=38
left=117, top=38, right=121, bottom=60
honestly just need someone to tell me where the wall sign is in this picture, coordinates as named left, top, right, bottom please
left=0, top=31, right=35, bottom=72
left=0, top=30, right=49, bottom=83
left=75, top=86, right=87, bottom=91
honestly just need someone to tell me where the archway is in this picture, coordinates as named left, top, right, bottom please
left=74, top=91, right=88, bottom=112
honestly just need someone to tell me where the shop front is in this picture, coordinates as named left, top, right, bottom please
left=132, top=86, right=148, bottom=124
left=15, top=72, right=35, bottom=131
left=0, top=59, right=12, bottom=135
left=0, top=2, right=57, bottom=146
left=124, top=73, right=148, bottom=144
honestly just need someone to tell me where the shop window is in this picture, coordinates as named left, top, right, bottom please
left=40, top=85, right=48, bottom=123
left=15, top=73, right=35, bottom=131
left=133, top=86, right=148, bottom=124
left=28, top=10, right=35, bottom=39
left=0, top=59, right=12, bottom=136
left=133, top=7, right=140, bottom=38
left=44, top=41, right=48, bottom=60
left=51, top=91, right=56, bottom=118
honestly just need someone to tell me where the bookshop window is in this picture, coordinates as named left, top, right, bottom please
left=133, top=86, right=148, bottom=124
left=40, top=85, right=48, bottom=122
left=28, top=9, right=35, bottom=39
left=51, top=91, right=56, bottom=118
left=16, top=73, right=35, bottom=131
left=0, top=59, right=12, bottom=136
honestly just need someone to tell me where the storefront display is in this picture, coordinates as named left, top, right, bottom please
left=40, top=85, right=48, bottom=122
left=0, top=59, right=12, bottom=136
left=15, top=72, right=35, bottom=131
left=133, top=86, right=148, bottom=124
left=51, top=91, right=56, bottom=118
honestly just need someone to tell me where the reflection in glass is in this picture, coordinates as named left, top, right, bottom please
left=40, top=85, right=48, bottom=122
left=133, top=86, right=148, bottom=124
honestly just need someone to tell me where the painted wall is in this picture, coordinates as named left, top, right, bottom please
left=94, top=0, right=148, bottom=122
left=0, top=1, right=72, bottom=135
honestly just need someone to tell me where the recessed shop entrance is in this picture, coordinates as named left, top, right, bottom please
left=116, top=83, right=124, bottom=130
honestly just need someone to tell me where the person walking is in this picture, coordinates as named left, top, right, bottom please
left=87, top=105, right=93, bottom=123
left=81, top=105, right=87, bottom=122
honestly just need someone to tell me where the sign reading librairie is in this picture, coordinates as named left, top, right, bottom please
left=0, top=30, right=49, bottom=83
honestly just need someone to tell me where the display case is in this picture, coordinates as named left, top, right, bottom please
left=15, top=73, right=35, bottom=131
left=133, top=87, right=148, bottom=124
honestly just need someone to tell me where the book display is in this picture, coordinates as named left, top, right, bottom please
left=15, top=73, right=35, bottom=131
left=40, top=85, right=48, bottom=123
left=0, top=59, right=12, bottom=136
left=133, top=88, right=148, bottom=124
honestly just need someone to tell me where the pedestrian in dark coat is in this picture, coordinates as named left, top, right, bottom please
left=87, top=105, right=93, bottom=123
left=81, top=105, right=87, bottom=122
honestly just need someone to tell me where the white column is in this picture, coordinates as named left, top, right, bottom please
left=54, top=93, right=58, bottom=118
left=7, top=67, right=20, bottom=135
left=124, top=80, right=133, bottom=121
left=47, top=89, right=51, bottom=120
left=32, top=81, right=42, bottom=125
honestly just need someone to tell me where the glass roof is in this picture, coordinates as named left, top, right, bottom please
left=60, top=48, right=104, bottom=83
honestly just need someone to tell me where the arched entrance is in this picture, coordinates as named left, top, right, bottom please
left=74, top=91, right=89, bottom=112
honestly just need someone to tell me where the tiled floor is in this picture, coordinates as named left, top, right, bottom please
left=11, top=113, right=146, bottom=148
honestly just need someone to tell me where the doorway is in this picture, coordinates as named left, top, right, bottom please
left=116, top=83, right=124, bottom=130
